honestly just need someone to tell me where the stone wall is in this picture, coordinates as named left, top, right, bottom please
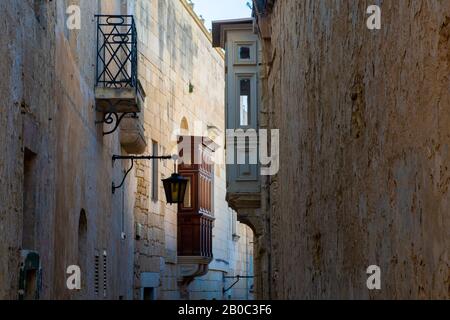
left=0, top=0, right=253, bottom=300
left=0, top=0, right=57, bottom=299
left=0, top=0, right=137, bottom=300
left=52, top=0, right=137, bottom=300
left=260, top=0, right=450, bottom=299
left=227, top=223, right=254, bottom=300
left=129, top=0, right=254, bottom=300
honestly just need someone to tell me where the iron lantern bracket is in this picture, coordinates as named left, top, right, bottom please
left=111, top=155, right=173, bottom=194
left=223, top=275, right=254, bottom=294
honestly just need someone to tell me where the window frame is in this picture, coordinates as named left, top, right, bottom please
left=234, top=41, right=257, bottom=65
left=151, top=141, right=159, bottom=202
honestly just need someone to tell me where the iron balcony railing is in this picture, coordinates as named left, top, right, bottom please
left=95, top=15, right=137, bottom=89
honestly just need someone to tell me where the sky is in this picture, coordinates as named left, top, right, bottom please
left=190, top=0, right=253, bottom=31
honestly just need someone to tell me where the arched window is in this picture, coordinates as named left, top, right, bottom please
left=180, top=117, right=189, bottom=135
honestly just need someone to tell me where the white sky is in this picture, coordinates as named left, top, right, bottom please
left=190, top=0, right=253, bottom=30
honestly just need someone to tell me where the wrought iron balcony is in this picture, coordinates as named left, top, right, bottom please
left=94, top=15, right=144, bottom=134
left=96, top=15, right=137, bottom=90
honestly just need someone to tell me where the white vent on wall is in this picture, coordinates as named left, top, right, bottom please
left=94, top=252, right=100, bottom=296
left=103, top=250, right=107, bottom=298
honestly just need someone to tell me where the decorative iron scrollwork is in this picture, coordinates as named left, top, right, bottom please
left=96, top=112, right=137, bottom=136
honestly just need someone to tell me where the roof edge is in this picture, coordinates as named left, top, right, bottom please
left=211, top=18, right=254, bottom=48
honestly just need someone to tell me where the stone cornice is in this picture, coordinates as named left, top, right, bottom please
left=179, top=0, right=225, bottom=60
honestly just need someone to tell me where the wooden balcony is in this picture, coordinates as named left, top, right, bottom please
left=177, top=136, right=218, bottom=276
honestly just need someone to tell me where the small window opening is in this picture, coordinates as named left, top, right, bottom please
left=239, top=79, right=251, bottom=126
left=239, top=46, right=251, bottom=60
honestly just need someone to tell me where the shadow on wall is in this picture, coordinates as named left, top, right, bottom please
left=157, top=0, right=198, bottom=78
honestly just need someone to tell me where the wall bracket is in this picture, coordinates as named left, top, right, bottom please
left=223, top=275, right=254, bottom=294
left=96, top=112, right=138, bottom=136
left=111, top=155, right=173, bottom=194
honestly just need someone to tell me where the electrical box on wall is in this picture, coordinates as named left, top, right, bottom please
left=18, top=250, right=41, bottom=300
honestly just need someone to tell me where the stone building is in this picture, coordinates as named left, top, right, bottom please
left=214, top=0, right=450, bottom=299
left=0, top=0, right=253, bottom=300
left=130, top=0, right=254, bottom=300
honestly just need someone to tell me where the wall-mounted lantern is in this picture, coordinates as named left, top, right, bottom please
left=111, top=155, right=187, bottom=205
left=162, top=173, right=188, bottom=205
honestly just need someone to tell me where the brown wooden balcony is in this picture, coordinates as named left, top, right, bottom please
left=177, top=136, right=217, bottom=261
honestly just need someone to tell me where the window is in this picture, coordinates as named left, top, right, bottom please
left=239, top=79, right=251, bottom=127
left=235, top=42, right=256, bottom=64
left=23, top=148, right=37, bottom=250
left=78, top=210, right=87, bottom=292
left=143, top=287, right=155, bottom=300
left=239, top=46, right=251, bottom=60
left=151, top=141, right=159, bottom=201
left=24, top=269, right=38, bottom=300
left=183, top=177, right=192, bottom=208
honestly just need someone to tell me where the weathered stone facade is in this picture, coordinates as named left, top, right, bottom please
left=255, top=0, right=450, bottom=299
left=0, top=0, right=253, bottom=300
left=0, top=0, right=58, bottom=300
left=131, top=0, right=253, bottom=300
left=133, top=0, right=207, bottom=299
left=0, top=0, right=132, bottom=300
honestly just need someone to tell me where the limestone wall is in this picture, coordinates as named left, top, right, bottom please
left=0, top=0, right=57, bottom=299
left=0, top=0, right=253, bottom=301
left=52, top=0, right=136, bottom=300
left=130, top=0, right=254, bottom=300
left=261, top=0, right=450, bottom=299
left=0, top=0, right=137, bottom=300
left=227, top=223, right=254, bottom=300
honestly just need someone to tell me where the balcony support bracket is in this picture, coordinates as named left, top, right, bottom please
left=96, top=112, right=138, bottom=136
